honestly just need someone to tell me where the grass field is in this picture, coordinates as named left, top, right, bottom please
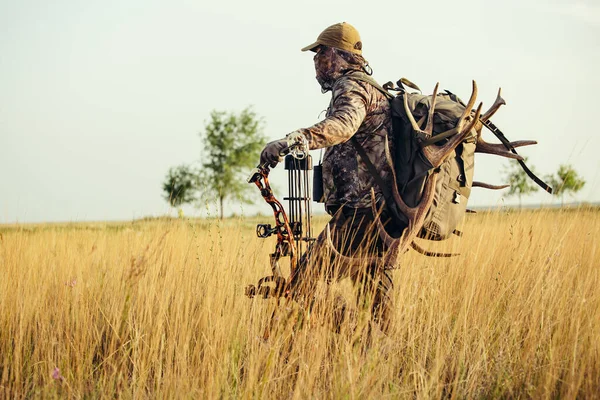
left=1, top=207, right=598, bottom=398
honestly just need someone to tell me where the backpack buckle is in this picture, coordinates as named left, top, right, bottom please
left=453, top=191, right=461, bottom=204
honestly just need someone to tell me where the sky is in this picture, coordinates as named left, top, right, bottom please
left=1, top=0, right=599, bottom=223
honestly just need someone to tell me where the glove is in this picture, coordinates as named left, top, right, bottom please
left=260, top=139, right=289, bottom=168
left=286, top=131, right=310, bottom=159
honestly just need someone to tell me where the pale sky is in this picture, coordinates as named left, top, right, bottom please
left=1, top=0, right=599, bottom=223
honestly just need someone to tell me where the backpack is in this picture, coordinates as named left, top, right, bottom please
left=349, top=74, right=478, bottom=241
left=394, top=86, right=477, bottom=240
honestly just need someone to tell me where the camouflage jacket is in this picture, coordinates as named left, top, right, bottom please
left=297, top=73, right=393, bottom=210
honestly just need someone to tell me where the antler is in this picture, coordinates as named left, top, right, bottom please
left=475, top=87, right=536, bottom=159
left=472, top=181, right=510, bottom=190
left=324, top=82, right=481, bottom=270
left=410, top=242, right=459, bottom=258
left=403, top=82, right=439, bottom=141
left=481, top=88, right=505, bottom=122
left=476, top=138, right=535, bottom=160
left=425, top=82, right=481, bottom=168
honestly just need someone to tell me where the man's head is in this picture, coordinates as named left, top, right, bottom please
left=302, top=23, right=370, bottom=91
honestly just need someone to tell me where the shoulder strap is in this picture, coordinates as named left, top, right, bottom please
left=350, top=137, right=389, bottom=197
left=345, top=72, right=395, bottom=100
left=350, top=137, right=404, bottom=223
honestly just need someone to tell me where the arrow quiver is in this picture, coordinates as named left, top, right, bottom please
left=245, top=154, right=315, bottom=299
left=284, top=155, right=314, bottom=258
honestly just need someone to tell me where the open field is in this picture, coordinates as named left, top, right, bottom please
left=1, top=207, right=599, bottom=398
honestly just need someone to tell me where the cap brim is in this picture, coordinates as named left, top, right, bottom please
left=301, top=41, right=320, bottom=52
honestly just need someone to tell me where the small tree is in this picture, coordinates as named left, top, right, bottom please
left=546, top=164, right=585, bottom=206
left=503, top=157, right=538, bottom=208
left=199, top=107, right=266, bottom=219
left=162, top=164, right=199, bottom=216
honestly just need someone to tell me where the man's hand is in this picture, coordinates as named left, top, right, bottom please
left=260, top=139, right=289, bottom=168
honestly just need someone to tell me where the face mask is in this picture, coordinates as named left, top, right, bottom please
left=313, top=47, right=346, bottom=92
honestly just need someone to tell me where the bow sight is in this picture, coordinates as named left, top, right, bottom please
left=245, top=152, right=315, bottom=299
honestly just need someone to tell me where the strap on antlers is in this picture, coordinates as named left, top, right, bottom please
left=481, top=119, right=553, bottom=194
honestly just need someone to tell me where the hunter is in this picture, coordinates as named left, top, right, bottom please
left=260, top=22, right=399, bottom=331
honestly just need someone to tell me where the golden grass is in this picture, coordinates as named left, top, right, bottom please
left=0, top=207, right=598, bottom=398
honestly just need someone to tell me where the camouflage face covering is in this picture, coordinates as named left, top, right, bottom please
left=313, top=46, right=364, bottom=92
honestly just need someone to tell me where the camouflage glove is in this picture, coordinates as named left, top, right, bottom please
left=286, top=131, right=310, bottom=159
left=260, top=139, right=289, bottom=168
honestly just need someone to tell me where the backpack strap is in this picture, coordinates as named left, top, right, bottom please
left=347, top=72, right=423, bottom=97
left=343, top=72, right=407, bottom=222
left=483, top=119, right=553, bottom=194
left=345, top=72, right=395, bottom=100
left=350, top=137, right=405, bottom=224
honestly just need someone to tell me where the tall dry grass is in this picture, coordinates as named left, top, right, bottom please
left=0, top=207, right=598, bottom=398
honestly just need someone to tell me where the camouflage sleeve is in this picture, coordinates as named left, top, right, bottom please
left=297, top=79, right=369, bottom=150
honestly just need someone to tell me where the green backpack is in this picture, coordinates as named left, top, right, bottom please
left=391, top=85, right=476, bottom=240
left=350, top=73, right=551, bottom=243
left=347, top=74, right=490, bottom=242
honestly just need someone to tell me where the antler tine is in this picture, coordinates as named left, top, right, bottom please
left=475, top=138, right=536, bottom=160
left=424, top=83, right=440, bottom=136
left=382, top=136, right=413, bottom=218
left=410, top=242, right=459, bottom=257
left=472, top=181, right=510, bottom=190
left=403, top=83, right=441, bottom=139
left=424, top=101, right=483, bottom=168
left=457, top=80, right=478, bottom=130
left=370, top=189, right=408, bottom=249
left=468, top=102, right=483, bottom=134
left=481, top=88, right=506, bottom=122
left=403, top=91, right=424, bottom=135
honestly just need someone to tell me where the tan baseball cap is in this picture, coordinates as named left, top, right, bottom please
left=301, top=22, right=362, bottom=55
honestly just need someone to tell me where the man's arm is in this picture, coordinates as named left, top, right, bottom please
left=296, top=79, right=369, bottom=150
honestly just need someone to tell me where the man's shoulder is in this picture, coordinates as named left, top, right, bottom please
left=333, top=73, right=370, bottom=92
left=332, top=73, right=391, bottom=112
left=331, top=74, right=377, bottom=104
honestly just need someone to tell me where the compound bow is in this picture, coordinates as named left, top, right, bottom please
left=245, top=136, right=315, bottom=300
